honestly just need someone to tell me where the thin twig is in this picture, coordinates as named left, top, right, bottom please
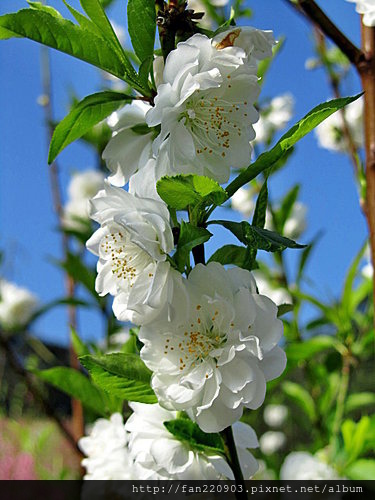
left=285, top=0, right=364, bottom=67
left=221, top=426, right=247, bottom=499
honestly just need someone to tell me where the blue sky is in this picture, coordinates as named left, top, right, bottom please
left=0, top=0, right=368, bottom=346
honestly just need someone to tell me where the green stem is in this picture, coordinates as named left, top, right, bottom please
left=331, top=354, right=351, bottom=450
left=221, top=426, right=247, bottom=499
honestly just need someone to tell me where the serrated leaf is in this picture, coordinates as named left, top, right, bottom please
left=210, top=220, right=306, bottom=252
left=80, top=353, right=157, bottom=403
left=127, top=0, right=156, bottom=62
left=48, top=91, right=132, bottom=163
left=282, top=381, right=316, bottom=422
left=164, top=418, right=225, bottom=455
left=33, top=367, right=118, bottom=416
left=226, top=93, right=363, bottom=197
left=174, top=221, right=212, bottom=272
left=286, top=335, right=340, bottom=362
left=208, top=244, right=255, bottom=271
left=0, top=7, right=142, bottom=90
left=157, top=174, right=228, bottom=210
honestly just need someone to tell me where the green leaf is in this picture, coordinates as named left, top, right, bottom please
left=346, top=393, right=375, bottom=414
left=345, top=459, right=375, bottom=480
left=80, top=353, right=157, bottom=403
left=276, top=184, right=300, bottom=231
left=252, top=179, right=268, bottom=229
left=208, top=244, right=255, bottom=271
left=209, top=220, right=306, bottom=252
left=174, top=221, right=212, bottom=272
left=157, top=174, right=228, bottom=210
left=27, top=1, right=63, bottom=17
left=164, top=418, right=225, bottom=455
left=80, top=0, right=124, bottom=55
left=226, top=93, right=363, bottom=198
left=282, top=381, right=316, bottom=422
left=277, top=303, right=294, bottom=317
left=48, top=91, right=132, bottom=164
left=0, top=7, right=141, bottom=90
left=33, top=367, right=117, bottom=416
left=286, top=335, right=340, bottom=362
left=297, top=232, right=322, bottom=284
left=342, top=241, right=368, bottom=312
left=71, top=328, right=90, bottom=357
left=127, top=0, right=156, bottom=62
left=57, top=252, right=98, bottom=302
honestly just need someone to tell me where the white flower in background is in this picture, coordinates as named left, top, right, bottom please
left=79, top=413, right=135, bottom=480
left=231, top=187, right=256, bottom=218
left=253, top=93, right=294, bottom=144
left=263, top=404, right=288, bottom=427
left=251, top=459, right=276, bottom=480
left=147, top=30, right=274, bottom=184
left=362, top=262, right=374, bottom=279
left=347, top=0, right=375, bottom=27
left=0, top=279, right=39, bottom=331
left=252, top=270, right=292, bottom=306
left=62, top=170, right=105, bottom=230
left=280, top=451, right=342, bottom=480
left=103, top=101, right=154, bottom=187
left=283, top=201, right=307, bottom=239
left=86, top=183, right=185, bottom=325
left=259, top=431, right=286, bottom=455
left=187, top=0, right=230, bottom=29
left=315, top=97, right=363, bottom=152
left=126, top=402, right=259, bottom=479
left=140, top=262, right=286, bottom=433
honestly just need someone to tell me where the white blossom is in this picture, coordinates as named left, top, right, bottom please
left=280, top=451, right=342, bottom=480
left=347, top=0, right=375, bottom=27
left=259, top=431, right=286, bottom=455
left=79, top=413, right=136, bottom=480
left=140, top=262, right=286, bottom=433
left=283, top=201, right=307, bottom=239
left=86, top=183, right=185, bottom=325
left=263, top=404, right=288, bottom=427
left=103, top=101, right=154, bottom=187
left=315, top=97, right=363, bottom=152
left=231, top=187, right=256, bottom=218
left=62, top=170, right=105, bottom=230
left=0, top=279, right=39, bottom=331
left=126, top=402, right=259, bottom=479
left=187, top=0, right=230, bottom=29
left=253, top=93, right=294, bottom=144
left=252, top=270, right=292, bottom=306
left=146, top=30, right=274, bottom=184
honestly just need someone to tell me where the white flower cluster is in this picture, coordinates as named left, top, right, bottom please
left=253, top=93, right=294, bottom=144
left=347, top=0, right=375, bottom=27
left=84, top=24, right=288, bottom=479
left=62, top=170, right=105, bottom=231
left=315, top=97, right=363, bottom=153
left=0, top=279, right=39, bottom=331
left=79, top=405, right=259, bottom=480
left=280, top=451, right=343, bottom=480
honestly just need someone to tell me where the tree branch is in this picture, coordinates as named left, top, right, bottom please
left=359, top=20, right=375, bottom=321
left=285, top=0, right=364, bottom=67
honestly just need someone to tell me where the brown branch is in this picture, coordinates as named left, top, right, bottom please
left=40, top=44, right=84, bottom=442
left=0, top=331, right=82, bottom=458
left=285, top=0, right=365, bottom=68
left=359, top=20, right=375, bottom=321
